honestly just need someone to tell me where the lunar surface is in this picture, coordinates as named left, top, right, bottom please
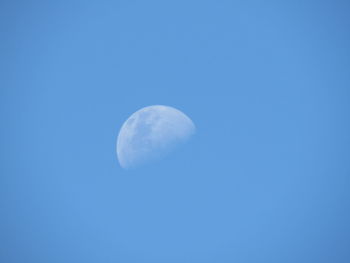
left=117, top=105, right=195, bottom=169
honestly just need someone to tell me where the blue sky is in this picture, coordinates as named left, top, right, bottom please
left=1, top=1, right=350, bottom=262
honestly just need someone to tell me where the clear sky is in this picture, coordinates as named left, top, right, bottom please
left=1, top=1, right=350, bottom=262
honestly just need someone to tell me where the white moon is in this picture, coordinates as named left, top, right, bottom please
left=117, top=105, right=195, bottom=169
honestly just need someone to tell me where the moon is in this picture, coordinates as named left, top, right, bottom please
left=116, top=105, right=195, bottom=169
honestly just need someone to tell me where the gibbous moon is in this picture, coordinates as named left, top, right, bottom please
left=117, top=105, right=195, bottom=169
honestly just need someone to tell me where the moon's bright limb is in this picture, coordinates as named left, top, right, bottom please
left=117, top=105, right=195, bottom=169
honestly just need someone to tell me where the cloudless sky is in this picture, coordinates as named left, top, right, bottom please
left=1, top=1, right=350, bottom=262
